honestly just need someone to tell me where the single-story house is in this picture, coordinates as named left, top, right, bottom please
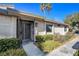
left=0, top=5, right=69, bottom=42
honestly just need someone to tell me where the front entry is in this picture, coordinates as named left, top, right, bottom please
left=17, top=19, right=35, bottom=43
left=22, top=21, right=31, bottom=42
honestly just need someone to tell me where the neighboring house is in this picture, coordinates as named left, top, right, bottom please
left=0, top=5, right=69, bottom=42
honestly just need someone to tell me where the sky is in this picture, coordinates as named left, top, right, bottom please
left=12, top=3, right=79, bottom=22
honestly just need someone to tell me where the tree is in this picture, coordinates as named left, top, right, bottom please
left=64, top=13, right=79, bottom=31
left=40, top=3, right=52, bottom=19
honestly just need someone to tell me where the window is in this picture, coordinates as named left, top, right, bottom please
left=46, top=24, right=52, bottom=32
left=64, top=27, right=67, bottom=32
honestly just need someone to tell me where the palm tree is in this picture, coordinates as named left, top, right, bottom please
left=40, top=3, right=52, bottom=34
left=40, top=3, right=52, bottom=19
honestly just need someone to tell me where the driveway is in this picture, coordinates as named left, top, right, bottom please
left=47, top=36, right=79, bottom=56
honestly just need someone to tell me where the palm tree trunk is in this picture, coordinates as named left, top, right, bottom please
left=43, top=10, right=47, bottom=34
left=43, top=10, right=46, bottom=20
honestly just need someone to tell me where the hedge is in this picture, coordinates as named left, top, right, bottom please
left=43, top=35, right=53, bottom=41
left=36, top=35, right=44, bottom=42
left=0, top=48, right=26, bottom=56
left=35, top=33, right=74, bottom=43
left=36, top=35, right=54, bottom=42
left=0, top=38, right=21, bottom=52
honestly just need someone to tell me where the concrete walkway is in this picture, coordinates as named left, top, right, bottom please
left=22, top=42, right=44, bottom=56
left=47, top=36, right=79, bottom=56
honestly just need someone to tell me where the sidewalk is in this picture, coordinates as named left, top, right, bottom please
left=47, top=36, right=79, bottom=56
left=22, top=42, right=44, bottom=56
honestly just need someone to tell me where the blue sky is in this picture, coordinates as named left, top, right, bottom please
left=12, top=3, right=79, bottom=22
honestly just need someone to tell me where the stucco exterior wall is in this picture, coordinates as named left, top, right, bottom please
left=0, top=15, right=17, bottom=38
left=34, top=21, right=46, bottom=35
left=35, top=21, right=69, bottom=35
left=54, top=27, right=69, bottom=35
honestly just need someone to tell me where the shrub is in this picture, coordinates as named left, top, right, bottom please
left=36, top=35, right=44, bottom=42
left=53, top=34, right=63, bottom=41
left=48, top=34, right=65, bottom=43
left=0, top=38, right=21, bottom=52
left=43, top=35, right=53, bottom=41
left=53, top=33, right=74, bottom=43
left=0, top=48, right=26, bottom=56
left=41, top=40, right=61, bottom=53
left=73, top=50, right=79, bottom=56
left=36, top=35, right=54, bottom=42
left=65, top=32, right=74, bottom=40
left=64, top=35, right=71, bottom=40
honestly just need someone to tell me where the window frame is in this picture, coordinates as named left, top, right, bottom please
left=46, top=24, right=52, bottom=32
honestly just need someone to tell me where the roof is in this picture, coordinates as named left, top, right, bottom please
left=45, top=19, right=69, bottom=26
left=0, top=8, right=69, bottom=27
left=0, top=8, right=8, bottom=15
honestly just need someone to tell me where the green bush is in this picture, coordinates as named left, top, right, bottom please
left=36, top=35, right=44, bottom=42
left=41, top=40, right=61, bottom=53
left=0, top=48, right=26, bottom=56
left=0, top=38, right=21, bottom=52
left=73, top=50, right=79, bottom=56
left=43, top=35, right=53, bottom=41
left=36, top=35, right=54, bottom=42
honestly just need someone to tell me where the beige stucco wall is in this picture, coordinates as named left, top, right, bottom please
left=34, top=21, right=46, bottom=35
left=35, top=21, right=53, bottom=35
left=54, top=26, right=69, bottom=35
left=0, top=15, right=17, bottom=38
left=35, top=21, right=69, bottom=35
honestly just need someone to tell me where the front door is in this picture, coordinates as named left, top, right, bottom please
left=22, top=21, right=31, bottom=42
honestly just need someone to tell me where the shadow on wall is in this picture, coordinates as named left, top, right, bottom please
left=72, top=42, right=79, bottom=50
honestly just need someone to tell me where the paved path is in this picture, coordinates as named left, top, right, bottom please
left=47, top=36, right=79, bottom=56
left=22, top=42, right=44, bottom=56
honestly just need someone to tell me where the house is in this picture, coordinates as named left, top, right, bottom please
left=0, top=5, right=69, bottom=42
